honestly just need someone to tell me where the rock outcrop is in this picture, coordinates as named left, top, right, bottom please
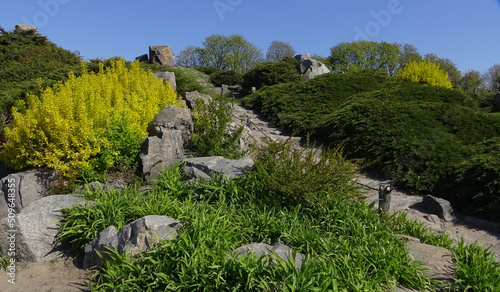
left=181, top=156, right=254, bottom=179
left=421, top=195, right=456, bottom=222
left=294, top=54, right=330, bottom=79
left=147, top=105, right=193, bottom=149
left=0, top=195, right=87, bottom=262
left=155, top=71, right=177, bottom=92
left=83, top=215, right=182, bottom=268
left=149, top=46, right=175, bottom=66
left=182, top=91, right=212, bottom=110
left=135, top=54, right=149, bottom=63
left=0, top=169, right=55, bottom=219
left=14, top=24, right=37, bottom=32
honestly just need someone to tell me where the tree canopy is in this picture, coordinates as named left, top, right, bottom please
left=265, top=40, right=296, bottom=62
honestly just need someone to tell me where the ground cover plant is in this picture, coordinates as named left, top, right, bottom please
left=242, top=72, right=500, bottom=220
left=56, top=159, right=500, bottom=291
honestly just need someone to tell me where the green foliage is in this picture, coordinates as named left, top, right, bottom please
left=396, top=60, right=453, bottom=88
left=192, top=94, right=243, bottom=159
left=209, top=70, right=242, bottom=87
left=242, top=72, right=500, bottom=218
left=1, top=59, right=180, bottom=178
left=240, top=58, right=302, bottom=95
left=248, top=140, right=361, bottom=207
left=449, top=239, right=500, bottom=291
left=58, top=165, right=438, bottom=291
left=424, top=53, right=462, bottom=89
left=0, top=28, right=81, bottom=117
left=78, top=117, right=143, bottom=182
left=195, top=34, right=263, bottom=74
left=196, top=66, right=221, bottom=76
left=446, top=138, right=500, bottom=220
left=242, top=72, right=387, bottom=133
left=329, top=41, right=401, bottom=76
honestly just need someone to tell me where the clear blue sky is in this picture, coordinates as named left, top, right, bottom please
left=1, top=0, right=499, bottom=74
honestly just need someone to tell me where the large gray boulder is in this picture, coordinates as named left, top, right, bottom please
left=135, top=54, right=148, bottom=63
left=182, top=91, right=212, bottom=110
left=492, top=92, right=500, bottom=113
left=232, top=242, right=304, bottom=270
left=140, top=130, right=184, bottom=183
left=0, top=195, right=87, bottom=262
left=0, top=169, right=55, bottom=220
left=400, top=235, right=456, bottom=285
left=421, top=195, right=456, bottom=222
left=14, top=24, right=37, bottom=32
left=83, top=215, right=182, bottom=268
left=149, top=45, right=175, bottom=66
left=181, top=156, right=254, bottom=179
left=147, top=105, right=193, bottom=149
left=294, top=54, right=330, bottom=79
left=155, top=71, right=177, bottom=92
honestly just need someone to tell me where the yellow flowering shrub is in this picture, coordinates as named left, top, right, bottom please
left=396, top=60, right=453, bottom=89
left=1, top=58, right=181, bottom=177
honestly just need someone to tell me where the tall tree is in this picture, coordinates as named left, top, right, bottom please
left=423, top=53, right=461, bottom=89
left=196, top=34, right=263, bottom=74
left=460, top=70, right=485, bottom=95
left=176, top=45, right=201, bottom=67
left=398, top=43, right=422, bottom=70
left=265, top=40, right=296, bottom=62
left=329, top=41, right=401, bottom=76
left=486, top=64, right=500, bottom=92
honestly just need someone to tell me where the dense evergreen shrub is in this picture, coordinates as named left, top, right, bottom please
left=0, top=59, right=181, bottom=177
left=0, top=28, right=81, bottom=118
left=240, top=58, right=302, bottom=95
left=242, top=73, right=386, bottom=133
left=195, top=66, right=221, bottom=75
left=209, top=70, right=242, bottom=87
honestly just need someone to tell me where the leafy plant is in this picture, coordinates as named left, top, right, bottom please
left=248, top=140, right=361, bottom=207
left=396, top=60, right=453, bottom=88
left=191, top=94, right=244, bottom=159
left=240, top=58, right=302, bottom=95
left=209, top=70, right=242, bottom=87
left=0, top=58, right=181, bottom=178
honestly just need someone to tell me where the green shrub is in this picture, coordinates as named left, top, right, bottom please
left=209, top=70, right=242, bottom=87
left=240, top=59, right=302, bottom=95
left=445, top=138, right=500, bottom=220
left=0, top=28, right=81, bottom=117
left=248, top=140, right=361, bottom=207
left=396, top=60, right=453, bottom=88
left=1, top=59, right=180, bottom=178
left=242, top=73, right=386, bottom=133
left=196, top=66, right=221, bottom=75
left=192, top=94, right=243, bottom=159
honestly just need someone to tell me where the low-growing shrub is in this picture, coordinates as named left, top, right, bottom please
left=192, top=94, right=243, bottom=159
left=209, top=70, right=242, bottom=87
left=240, top=59, right=302, bottom=95
left=0, top=59, right=181, bottom=178
left=248, top=140, right=361, bottom=207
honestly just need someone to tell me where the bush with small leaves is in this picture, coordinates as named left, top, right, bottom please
left=396, top=60, right=453, bottom=88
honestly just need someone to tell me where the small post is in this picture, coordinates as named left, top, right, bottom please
left=378, top=182, right=393, bottom=214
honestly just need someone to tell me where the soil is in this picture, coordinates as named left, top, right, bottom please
left=0, top=258, right=92, bottom=292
